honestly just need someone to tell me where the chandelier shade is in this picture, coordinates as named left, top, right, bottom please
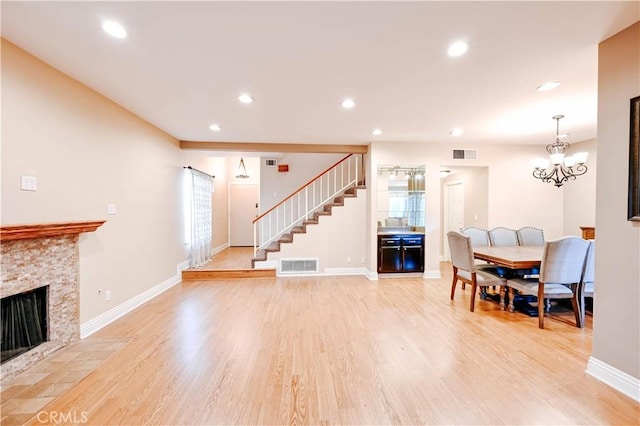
left=532, top=115, right=588, bottom=187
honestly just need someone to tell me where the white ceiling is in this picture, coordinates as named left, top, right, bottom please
left=2, top=1, right=638, bottom=147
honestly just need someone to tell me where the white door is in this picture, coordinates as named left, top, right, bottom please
left=230, top=184, right=259, bottom=246
left=444, top=182, right=464, bottom=260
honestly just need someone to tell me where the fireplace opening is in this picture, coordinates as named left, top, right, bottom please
left=1, top=286, right=48, bottom=364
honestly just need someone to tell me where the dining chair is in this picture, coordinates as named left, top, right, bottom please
left=505, top=236, right=590, bottom=329
left=459, top=227, right=490, bottom=248
left=488, top=227, right=519, bottom=247
left=579, top=240, right=595, bottom=327
left=458, top=226, right=491, bottom=289
left=447, top=231, right=506, bottom=312
left=517, top=226, right=545, bottom=246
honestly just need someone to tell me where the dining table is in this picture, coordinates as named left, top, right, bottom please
left=473, top=245, right=544, bottom=315
left=473, top=245, right=543, bottom=269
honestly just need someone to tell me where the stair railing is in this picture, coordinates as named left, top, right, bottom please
left=253, top=153, right=365, bottom=256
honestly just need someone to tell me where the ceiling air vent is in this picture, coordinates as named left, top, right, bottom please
left=452, top=149, right=478, bottom=160
left=279, top=258, right=318, bottom=274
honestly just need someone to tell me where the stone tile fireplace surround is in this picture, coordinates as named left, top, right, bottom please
left=0, top=221, right=105, bottom=384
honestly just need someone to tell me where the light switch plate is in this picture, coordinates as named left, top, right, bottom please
left=107, top=204, right=117, bottom=215
left=21, top=175, right=37, bottom=191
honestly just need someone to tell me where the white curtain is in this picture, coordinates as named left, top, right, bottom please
left=188, top=168, right=214, bottom=267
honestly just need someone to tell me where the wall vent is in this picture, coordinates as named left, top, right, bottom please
left=279, top=258, right=319, bottom=274
left=265, top=159, right=278, bottom=167
left=452, top=149, right=478, bottom=160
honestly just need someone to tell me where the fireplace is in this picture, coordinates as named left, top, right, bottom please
left=0, top=220, right=104, bottom=383
left=1, top=285, right=49, bottom=364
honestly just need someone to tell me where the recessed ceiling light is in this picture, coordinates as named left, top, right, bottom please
left=450, top=128, right=463, bottom=137
left=102, top=20, right=127, bottom=39
left=536, top=81, right=560, bottom=92
left=238, top=94, right=254, bottom=104
left=342, top=98, right=356, bottom=109
left=371, top=128, right=382, bottom=136
left=447, top=41, right=469, bottom=57
left=209, top=124, right=221, bottom=132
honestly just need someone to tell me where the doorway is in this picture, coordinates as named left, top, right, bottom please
left=443, top=181, right=464, bottom=261
left=229, top=183, right=259, bottom=246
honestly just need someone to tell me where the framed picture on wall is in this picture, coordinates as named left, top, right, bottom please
left=629, top=95, right=640, bottom=221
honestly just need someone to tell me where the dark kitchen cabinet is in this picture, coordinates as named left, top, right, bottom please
left=379, top=236, right=402, bottom=272
left=377, top=234, right=424, bottom=273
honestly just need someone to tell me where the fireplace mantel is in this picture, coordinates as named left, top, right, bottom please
left=0, top=220, right=106, bottom=241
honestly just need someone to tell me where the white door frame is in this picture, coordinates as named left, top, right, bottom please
left=442, top=180, right=464, bottom=261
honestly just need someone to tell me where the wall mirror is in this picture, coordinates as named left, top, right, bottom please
left=377, top=165, right=425, bottom=231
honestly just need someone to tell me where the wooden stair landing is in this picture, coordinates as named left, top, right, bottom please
left=182, top=247, right=275, bottom=280
left=182, top=268, right=275, bottom=280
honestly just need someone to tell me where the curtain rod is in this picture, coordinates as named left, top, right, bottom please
left=183, top=166, right=215, bottom=179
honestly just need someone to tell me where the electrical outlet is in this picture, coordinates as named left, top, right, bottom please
left=105, top=290, right=111, bottom=301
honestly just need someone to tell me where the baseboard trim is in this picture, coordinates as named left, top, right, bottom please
left=365, top=269, right=378, bottom=281
left=586, top=356, right=640, bottom=402
left=377, top=272, right=423, bottom=279
left=323, top=267, right=368, bottom=276
left=80, top=259, right=190, bottom=338
left=423, top=269, right=441, bottom=279
left=254, top=260, right=278, bottom=269
left=211, top=242, right=229, bottom=256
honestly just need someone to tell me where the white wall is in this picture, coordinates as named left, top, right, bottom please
left=441, top=167, right=489, bottom=229
left=1, top=40, right=192, bottom=324
left=563, top=138, right=597, bottom=237
left=592, top=21, right=640, bottom=384
left=259, top=153, right=345, bottom=212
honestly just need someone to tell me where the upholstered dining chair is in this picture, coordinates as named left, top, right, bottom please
left=458, top=226, right=491, bottom=289
left=579, top=240, right=595, bottom=327
left=460, top=227, right=490, bottom=248
left=447, top=231, right=506, bottom=312
left=488, top=227, right=519, bottom=247
left=517, top=226, right=545, bottom=246
left=506, top=236, right=590, bottom=329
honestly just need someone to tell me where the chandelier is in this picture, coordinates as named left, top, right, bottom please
left=235, top=158, right=250, bottom=179
left=532, top=115, right=588, bottom=187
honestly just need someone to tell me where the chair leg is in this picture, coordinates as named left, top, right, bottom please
left=578, top=283, right=586, bottom=327
left=470, top=274, right=477, bottom=312
left=538, top=283, right=545, bottom=329
left=508, top=288, right=516, bottom=312
left=499, top=286, right=506, bottom=310
left=571, top=284, right=582, bottom=328
left=450, top=267, right=458, bottom=300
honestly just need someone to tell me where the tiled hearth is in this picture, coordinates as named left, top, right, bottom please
left=0, top=221, right=105, bottom=384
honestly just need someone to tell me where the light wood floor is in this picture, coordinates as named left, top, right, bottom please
left=2, top=262, right=639, bottom=425
left=199, top=246, right=255, bottom=270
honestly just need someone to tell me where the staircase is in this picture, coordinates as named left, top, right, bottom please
left=251, top=154, right=365, bottom=269
left=251, top=185, right=363, bottom=267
